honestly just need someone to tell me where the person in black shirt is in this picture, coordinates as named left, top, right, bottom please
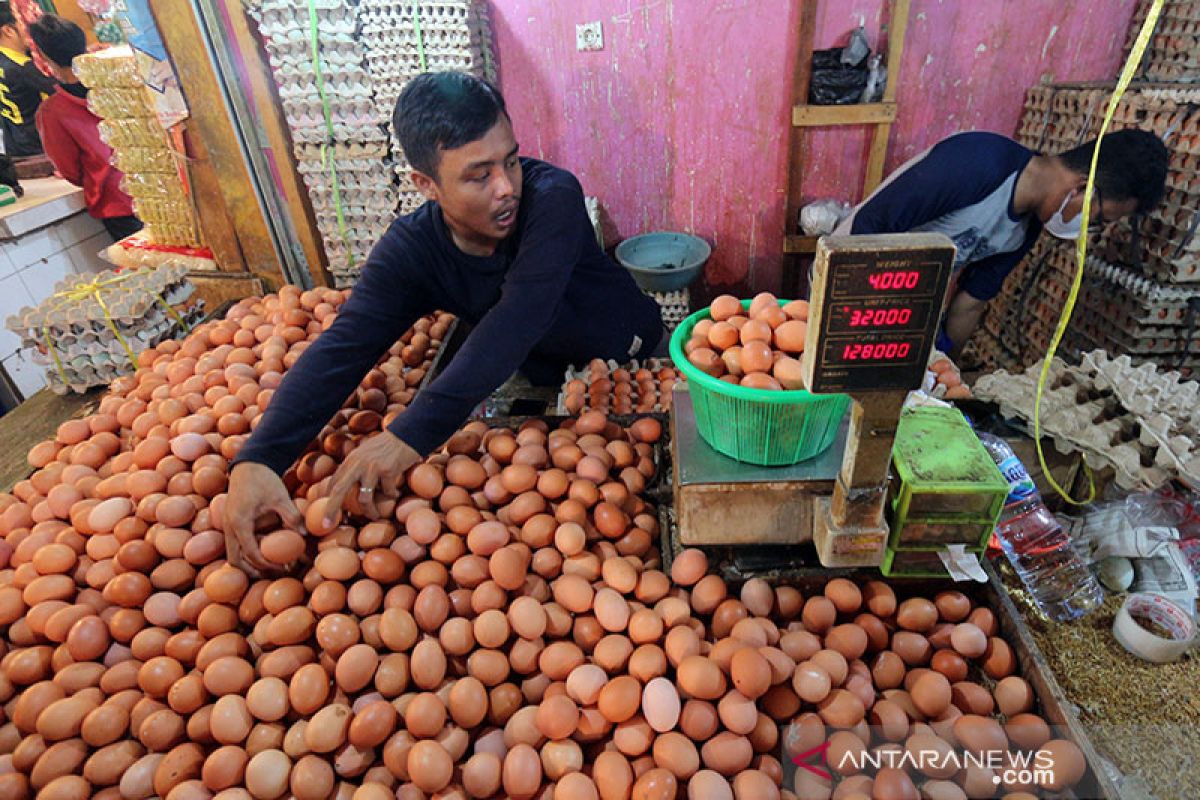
left=0, top=3, right=54, bottom=157
left=223, top=71, right=663, bottom=574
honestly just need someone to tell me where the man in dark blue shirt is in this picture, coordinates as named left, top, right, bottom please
left=224, top=72, right=663, bottom=573
left=836, top=129, right=1167, bottom=354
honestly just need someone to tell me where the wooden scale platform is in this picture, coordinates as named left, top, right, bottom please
left=669, top=233, right=957, bottom=565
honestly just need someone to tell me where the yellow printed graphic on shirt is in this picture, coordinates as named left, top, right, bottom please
left=0, top=66, right=22, bottom=125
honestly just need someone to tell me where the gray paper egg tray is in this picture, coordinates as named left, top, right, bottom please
left=975, top=350, right=1200, bottom=491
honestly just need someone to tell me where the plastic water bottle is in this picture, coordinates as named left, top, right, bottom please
left=978, top=433, right=1103, bottom=622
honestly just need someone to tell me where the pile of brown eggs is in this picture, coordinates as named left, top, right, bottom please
left=0, top=285, right=1087, bottom=800
left=682, top=293, right=810, bottom=391
left=562, top=361, right=681, bottom=416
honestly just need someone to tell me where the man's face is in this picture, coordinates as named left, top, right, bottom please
left=413, top=115, right=522, bottom=254
left=0, top=24, right=24, bottom=51
left=1041, top=181, right=1139, bottom=229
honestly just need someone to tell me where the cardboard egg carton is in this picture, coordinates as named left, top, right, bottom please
left=1015, top=82, right=1200, bottom=283
left=974, top=352, right=1200, bottom=490
left=248, top=0, right=496, bottom=286
left=556, top=358, right=685, bottom=416
left=1124, top=0, right=1200, bottom=82
left=4, top=266, right=204, bottom=394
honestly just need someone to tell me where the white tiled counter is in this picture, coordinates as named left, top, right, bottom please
left=0, top=177, right=113, bottom=403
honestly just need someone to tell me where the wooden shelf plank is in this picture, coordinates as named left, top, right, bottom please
left=784, top=235, right=820, bottom=254
left=792, top=102, right=897, bottom=127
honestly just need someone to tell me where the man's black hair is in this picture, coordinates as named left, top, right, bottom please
left=29, top=14, right=86, bottom=69
left=0, top=3, right=15, bottom=29
left=393, top=71, right=508, bottom=180
left=1058, top=129, right=1169, bottom=214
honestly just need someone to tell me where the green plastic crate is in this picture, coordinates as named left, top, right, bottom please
left=880, top=545, right=986, bottom=578
left=669, top=300, right=850, bottom=466
left=887, top=514, right=996, bottom=549
left=891, top=406, right=1008, bottom=524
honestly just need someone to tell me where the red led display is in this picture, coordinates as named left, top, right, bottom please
left=840, top=341, right=912, bottom=360
left=867, top=270, right=920, bottom=291
left=808, top=238, right=956, bottom=394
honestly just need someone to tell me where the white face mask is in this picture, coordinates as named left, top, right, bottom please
left=1044, top=190, right=1083, bottom=240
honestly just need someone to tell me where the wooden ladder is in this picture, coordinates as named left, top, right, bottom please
left=783, top=0, right=912, bottom=262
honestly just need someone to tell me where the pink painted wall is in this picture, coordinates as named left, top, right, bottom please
left=489, top=0, right=1138, bottom=293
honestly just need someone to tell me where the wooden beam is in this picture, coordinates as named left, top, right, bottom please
left=218, top=0, right=331, bottom=288
left=782, top=0, right=820, bottom=298
left=783, top=234, right=819, bottom=254
left=863, top=0, right=912, bottom=195
left=148, top=0, right=285, bottom=285
left=793, top=102, right=897, bottom=127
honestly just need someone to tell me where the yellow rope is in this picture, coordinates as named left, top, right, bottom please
left=1033, top=0, right=1164, bottom=504
left=39, top=271, right=193, bottom=386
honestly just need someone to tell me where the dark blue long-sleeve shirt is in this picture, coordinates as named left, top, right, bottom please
left=234, top=158, right=663, bottom=475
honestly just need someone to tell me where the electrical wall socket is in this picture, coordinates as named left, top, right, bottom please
left=576, top=21, right=603, bottom=51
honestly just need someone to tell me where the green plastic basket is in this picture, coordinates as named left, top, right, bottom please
left=670, top=300, right=850, bottom=466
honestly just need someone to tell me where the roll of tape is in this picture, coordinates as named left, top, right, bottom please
left=1112, top=593, right=1197, bottom=663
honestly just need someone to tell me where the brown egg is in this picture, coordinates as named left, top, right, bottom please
left=461, top=752, right=503, bottom=798
left=792, top=661, right=832, bottom=704
left=260, top=531, right=306, bottom=565
left=801, top=596, right=836, bottom=634
left=1005, top=713, right=1052, bottom=750
left=934, top=591, right=971, bottom=622
left=598, top=676, right=642, bottom=723
left=859, top=581, right=895, bottom=618
left=699, top=732, right=753, bottom=776
left=953, top=714, right=1008, bottom=753
left=982, top=637, right=1016, bottom=679
left=817, top=689, right=865, bottom=728
left=993, top=676, right=1034, bottom=717
left=823, top=729, right=867, bottom=777
left=911, top=672, right=951, bottom=717
left=870, top=651, right=906, bottom=691
left=891, top=632, right=931, bottom=666
left=729, top=647, right=771, bottom=700
left=822, top=579, right=861, bottom=614
left=872, top=766, right=918, bottom=799
left=825, top=624, right=868, bottom=661
left=896, top=598, right=938, bottom=632
left=949, top=623, right=988, bottom=659
left=676, top=656, right=726, bottom=700
left=949, top=681, right=995, bottom=717
left=501, top=743, right=542, bottom=798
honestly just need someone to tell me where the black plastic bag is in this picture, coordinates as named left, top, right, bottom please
left=808, top=26, right=872, bottom=105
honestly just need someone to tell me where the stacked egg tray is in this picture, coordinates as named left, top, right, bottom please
left=358, top=0, right=496, bottom=190
left=246, top=0, right=392, bottom=285
left=974, top=350, right=1200, bottom=491
left=556, top=359, right=685, bottom=416
left=882, top=406, right=1009, bottom=579
left=1017, top=82, right=1200, bottom=284
left=3, top=265, right=203, bottom=394
left=1125, top=0, right=1200, bottom=83
left=969, top=82, right=1200, bottom=374
left=248, top=0, right=498, bottom=286
left=74, top=49, right=201, bottom=249
left=967, top=236, right=1076, bottom=373
left=648, top=289, right=691, bottom=333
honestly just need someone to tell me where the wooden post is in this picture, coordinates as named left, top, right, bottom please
left=830, top=390, right=906, bottom=529
left=863, top=0, right=911, bottom=196
left=782, top=0, right=820, bottom=297
left=216, top=0, right=331, bottom=287
left=149, top=0, right=285, bottom=286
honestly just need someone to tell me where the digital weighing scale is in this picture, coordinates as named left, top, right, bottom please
left=671, top=233, right=957, bottom=566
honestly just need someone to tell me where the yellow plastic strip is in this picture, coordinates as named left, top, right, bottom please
left=40, top=272, right=184, bottom=380
left=1033, top=0, right=1164, bottom=504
